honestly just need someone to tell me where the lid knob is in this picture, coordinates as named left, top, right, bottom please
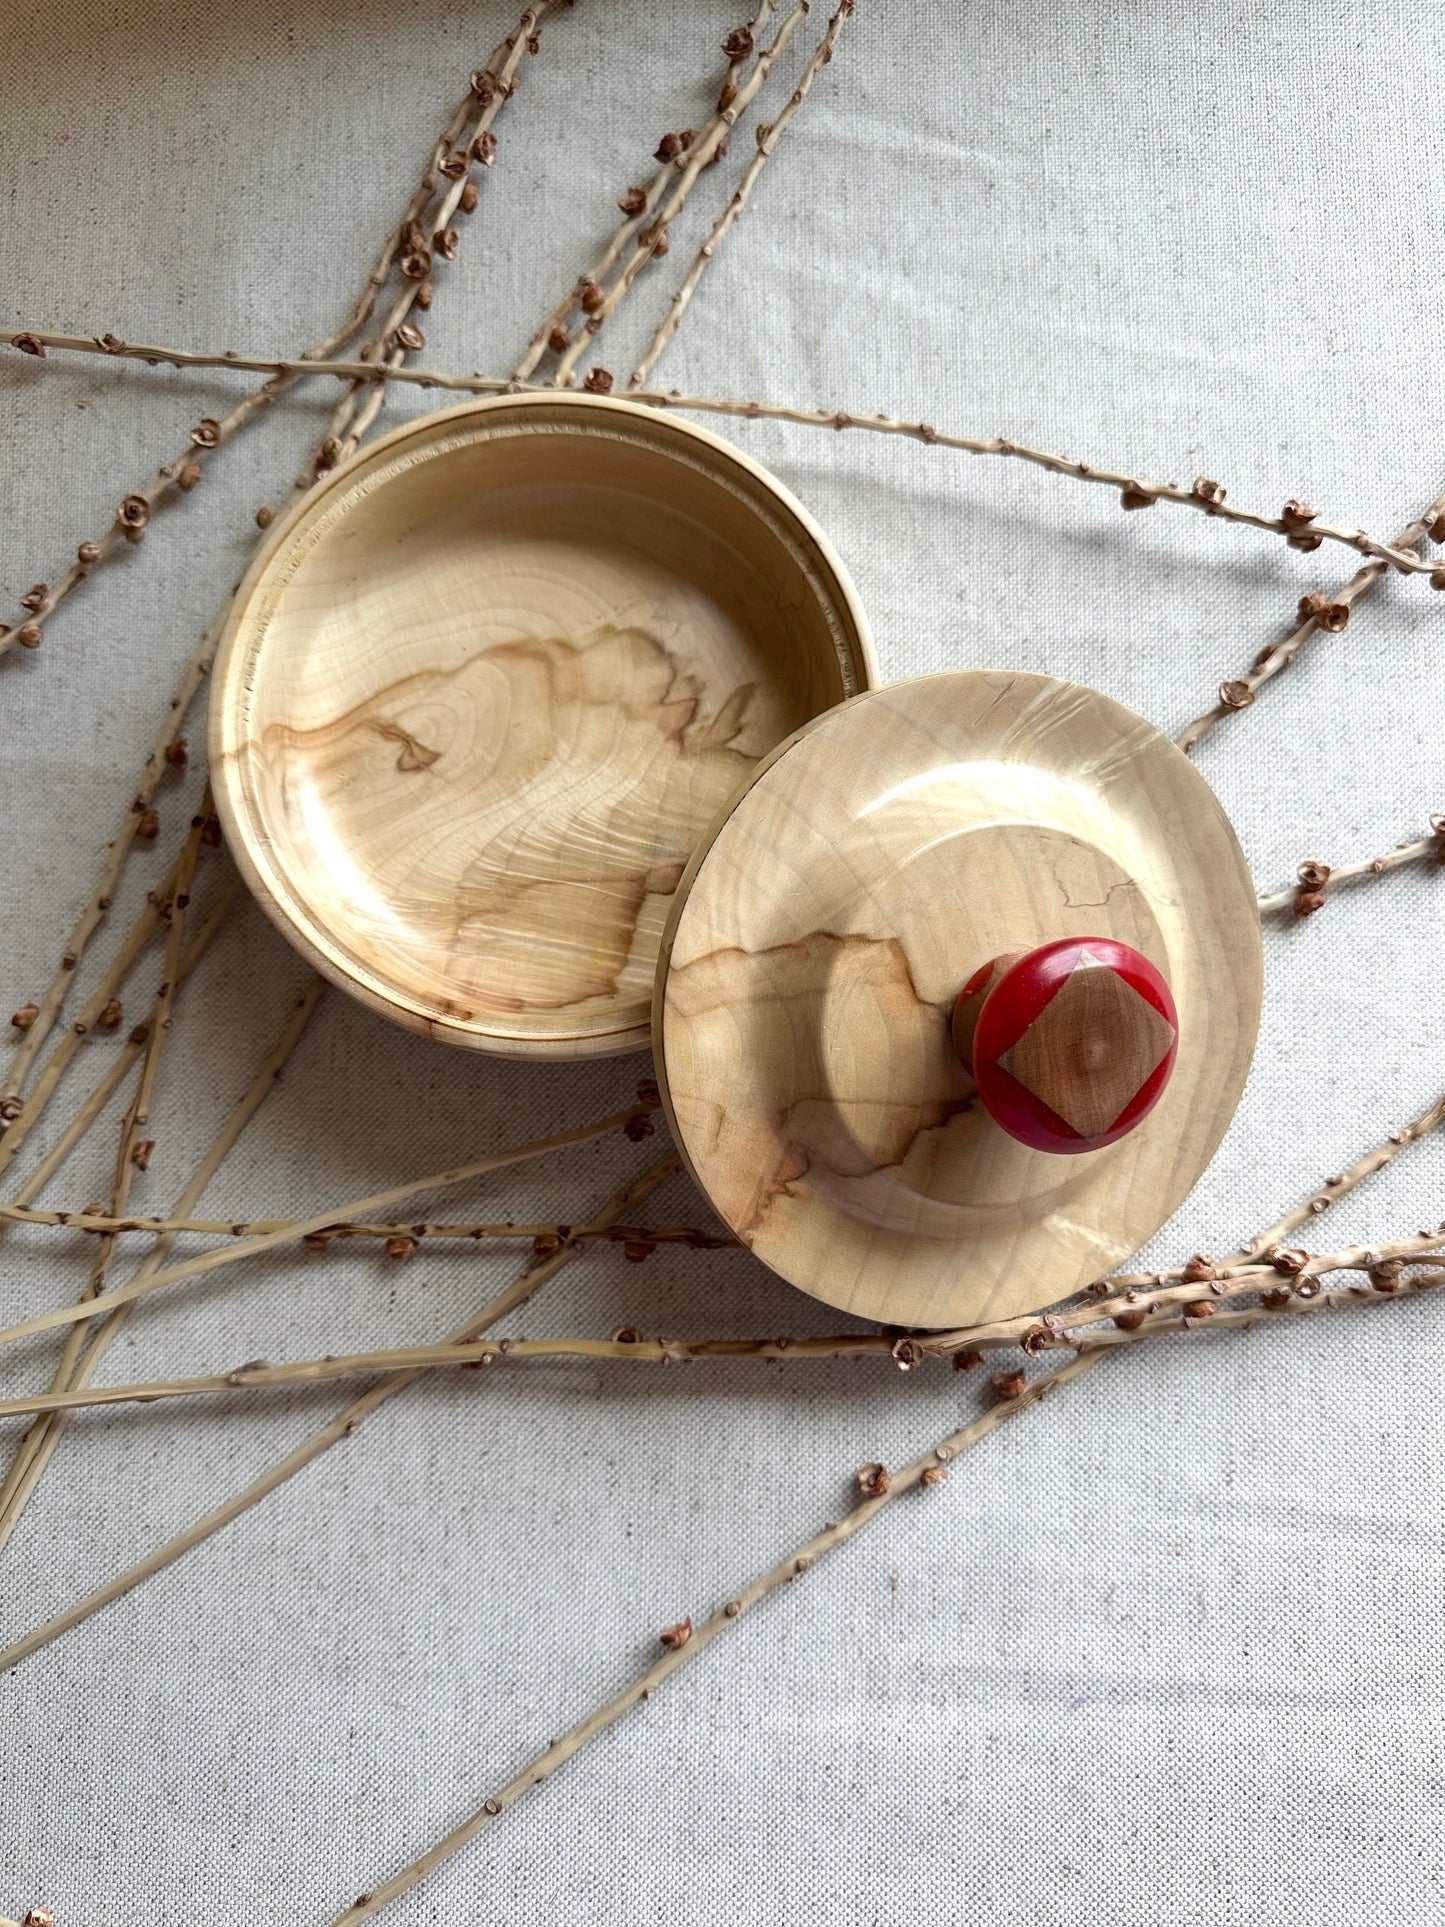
left=952, top=937, right=1178, bottom=1154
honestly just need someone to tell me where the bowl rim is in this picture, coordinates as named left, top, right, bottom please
left=208, top=389, right=877, bottom=1057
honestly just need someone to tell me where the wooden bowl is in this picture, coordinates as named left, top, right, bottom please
left=210, top=394, right=874, bottom=1056
left=653, top=670, right=1263, bottom=1330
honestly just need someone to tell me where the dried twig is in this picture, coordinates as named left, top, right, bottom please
left=10, top=1231, right=1440, bottom=1421
left=513, top=4, right=776, bottom=383
left=628, top=2, right=851, bottom=390
left=13, top=338, right=1442, bottom=581
left=0, top=55, right=522, bottom=660
left=1177, top=486, right=1445, bottom=752
left=1255, top=821, right=1444, bottom=917
left=315, top=5, right=553, bottom=473
left=0, top=1098, right=664, bottom=1353
left=549, top=2, right=810, bottom=389
left=333, top=1352, right=1100, bottom=1921
left=0, top=977, right=326, bottom=1551
left=0, top=1202, right=732, bottom=1248
left=0, top=1155, right=679, bottom=1675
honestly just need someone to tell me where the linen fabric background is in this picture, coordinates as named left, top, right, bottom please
left=3, top=2, right=1443, bottom=1920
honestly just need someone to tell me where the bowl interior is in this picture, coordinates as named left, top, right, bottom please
left=216, top=400, right=869, bottom=1053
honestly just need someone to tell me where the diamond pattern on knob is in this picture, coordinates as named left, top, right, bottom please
left=998, top=948, right=1177, bottom=1141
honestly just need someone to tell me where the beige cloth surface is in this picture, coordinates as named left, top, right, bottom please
left=2, top=2, right=1443, bottom=1921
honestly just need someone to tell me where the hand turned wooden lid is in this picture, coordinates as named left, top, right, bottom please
left=651, top=669, right=1263, bottom=1330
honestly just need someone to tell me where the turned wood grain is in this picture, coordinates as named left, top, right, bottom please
left=653, top=670, right=1263, bottom=1329
left=210, top=394, right=874, bottom=1056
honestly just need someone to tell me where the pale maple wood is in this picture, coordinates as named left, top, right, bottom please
left=210, top=393, right=874, bottom=1055
left=653, top=670, right=1263, bottom=1329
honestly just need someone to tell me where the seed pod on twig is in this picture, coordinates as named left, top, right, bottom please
left=584, top=367, right=615, bottom=395
left=659, top=1616, right=692, bottom=1649
left=991, top=1368, right=1027, bottom=1403
left=856, top=1461, right=891, bottom=1497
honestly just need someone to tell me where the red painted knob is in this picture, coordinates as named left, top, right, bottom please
left=952, top=938, right=1178, bottom=1154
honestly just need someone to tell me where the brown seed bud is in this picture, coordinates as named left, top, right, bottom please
left=611, top=1325, right=644, bottom=1344
left=23, top=1909, right=54, bottom=1927
left=177, top=463, right=203, bottom=491
left=137, top=808, right=160, bottom=839
left=131, top=1138, right=155, bottom=1172
left=470, top=67, right=496, bottom=100
left=1269, top=1245, right=1310, bottom=1275
left=584, top=367, right=615, bottom=394
left=618, top=185, right=648, bottom=216
left=622, top=1239, right=654, bottom=1264
left=1260, top=1286, right=1291, bottom=1309
left=16, top=622, right=42, bottom=648
left=951, top=1347, right=982, bottom=1371
left=531, top=1231, right=561, bottom=1259
left=1294, top=889, right=1327, bottom=918
left=190, top=418, right=221, bottom=449
left=1192, top=475, right=1226, bottom=505
left=200, top=814, right=223, bottom=848
left=1296, top=860, right=1331, bottom=890
left=580, top=282, right=606, bottom=313
left=723, top=1598, right=741, bottom=1616
left=722, top=24, right=754, bottom=58
left=0, top=1095, right=23, bottom=1122
left=991, top=1368, right=1028, bottom=1403
left=460, top=179, right=479, bottom=213
left=14, top=332, right=47, bottom=356
left=1182, top=1299, right=1214, bottom=1319
left=920, top=1464, right=949, bottom=1488
left=1020, top=1324, right=1051, bottom=1356
left=401, top=250, right=431, bottom=281
left=439, top=151, right=467, bottom=179
left=659, top=1615, right=692, bottom=1649
left=77, top=539, right=101, bottom=564
left=856, top=1461, right=891, bottom=1497
left=98, top=999, right=123, bottom=1030
left=303, top=1232, right=333, bottom=1253
left=640, top=221, right=669, bottom=256
left=255, top=504, right=275, bottom=529
left=548, top=323, right=569, bottom=353
left=1297, top=591, right=1327, bottom=622
left=395, top=322, right=425, bottom=353
left=164, top=738, right=188, bottom=769
left=1280, top=498, right=1317, bottom=528
left=19, top=583, right=48, bottom=612
left=415, top=281, right=435, bottom=310
left=433, top=226, right=460, bottom=261
left=1182, top=1252, right=1217, bottom=1283
left=386, top=1234, right=418, bottom=1260
left=472, top=130, right=498, bottom=167
left=1113, top=1309, right=1147, bottom=1331
left=891, top=1335, right=926, bottom=1369
left=1218, top=679, right=1255, bottom=710
left=96, top=332, right=126, bottom=354
left=482, top=1798, right=501, bottom=1816
left=1370, top=1259, right=1404, bottom=1293
left=80, top=1201, right=108, bottom=1230
left=1287, top=531, right=1324, bottom=552
left=10, top=1002, right=39, bottom=1031
left=654, top=131, right=686, bottom=162
left=118, top=493, right=151, bottom=529
left=708, top=131, right=730, bottom=166
left=1120, top=488, right=1154, bottom=511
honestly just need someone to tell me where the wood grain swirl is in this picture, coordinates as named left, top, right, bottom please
left=210, top=394, right=874, bottom=1055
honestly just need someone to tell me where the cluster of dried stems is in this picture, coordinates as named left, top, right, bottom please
left=3, top=7, right=1444, bottom=1922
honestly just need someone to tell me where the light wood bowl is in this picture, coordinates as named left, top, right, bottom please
left=653, top=670, right=1263, bottom=1330
left=209, top=394, right=874, bottom=1056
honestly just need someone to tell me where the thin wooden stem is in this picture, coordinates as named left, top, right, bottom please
left=512, top=3, right=776, bottom=384
left=550, top=2, right=810, bottom=388
left=1176, top=486, right=1445, bottom=753
left=11, top=338, right=1441, bottom=580
left=0, top=1202, right=732, bottom=1247
left=0, top=1155, right=678, bottom=1675
left=0, top=977, right=326, bottom=1552
left=1255, top=826, right=1442, bottom=916
left=333, top=1351, right=1101, bottom=1922
left=0, top=1101, right=662, bottom=1353
left=628, top=2, right=850, bottom=390
left=9, top=1233, right=1439, bottom=1422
